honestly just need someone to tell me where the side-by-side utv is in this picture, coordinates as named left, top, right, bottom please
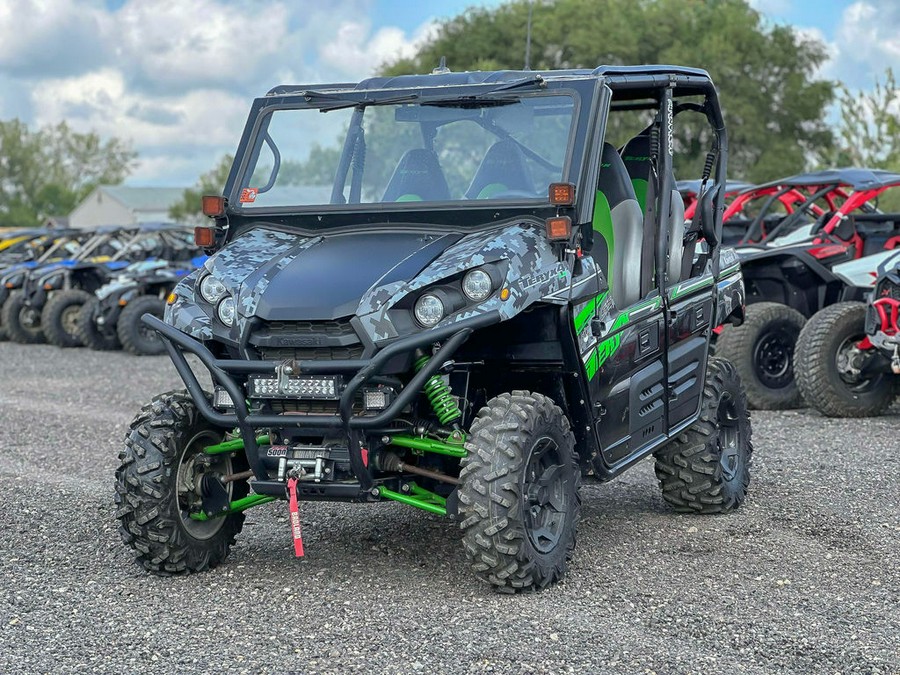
left=116, top=65, right=751, bottom=592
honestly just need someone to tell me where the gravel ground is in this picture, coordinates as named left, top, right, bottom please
left=0, top=341, right=897, bottom=674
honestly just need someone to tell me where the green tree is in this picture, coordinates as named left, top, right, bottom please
left=827, top=68, right=900, bottom=170
left=0, top=119, right=136, bottom=227
left=169, top=154, right=234, bottom=224
left=383, top=0, right=835, bottom=183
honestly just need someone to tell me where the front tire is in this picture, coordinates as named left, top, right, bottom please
left=115, top=390, right=248, bottom=574
left=118, top=295, right=166, bottom=355
left=76, top=297, right=121, bottom=351
left=714, top=301, right=806, bottom=410
left=2, top=291, right=45, bottom=344
left=795, top=302, right=897, bottom=417
left=42, top=289, right=92, bottom=348
left=654, top=357, right=752, bottom=514
left=458, top=391, right=580, bottom=593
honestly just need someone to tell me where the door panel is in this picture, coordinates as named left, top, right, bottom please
left=666, top=284, right=714, bottom=429
left=586, top=295, right=667, bottom=469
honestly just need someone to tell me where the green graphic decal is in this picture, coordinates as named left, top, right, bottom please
left=574, top=291, right=608, bottom=333
left=585, top=310, right=630, bottom=379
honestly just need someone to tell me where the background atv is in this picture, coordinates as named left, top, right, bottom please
left=7, top=224, right=194, bottom=347
left=0, top=230, right=83, bottom=340
left=116, top=65, right=750, bottom=593
left=714, top=169, right=900, bottom=409
left=795, top=251, right=900, bottom=416
left=78, top=255, right=206, bottom=354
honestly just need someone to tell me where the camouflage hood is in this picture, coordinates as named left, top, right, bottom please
left=202, top=227, right=460, bottom=321
left=168, top=222, right=575, bottom=343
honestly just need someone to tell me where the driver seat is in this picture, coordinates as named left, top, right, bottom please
left=465, top=140, right=534, bottom=199
left=382, top=149, right=451, bottom=202
left=593, top=143, right=643, bottom=308
left=621, top=133, right=686, bottom=285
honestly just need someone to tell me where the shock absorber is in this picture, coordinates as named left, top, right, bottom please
left=414, top=353, right=462, bottom=426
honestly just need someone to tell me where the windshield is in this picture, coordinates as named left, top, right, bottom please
left=236, top=93, right=576, bottom=210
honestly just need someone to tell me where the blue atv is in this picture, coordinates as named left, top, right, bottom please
left=0, top=230, right=86, bottom=341
left=77, top=254, right=207, bottom=354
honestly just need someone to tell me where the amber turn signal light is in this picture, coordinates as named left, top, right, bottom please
left=194, top=226, right=215, bottom=247
left=167, top=292, right=177, bottom=305
left=549, top=182, right=575, bottom=206
left=546, top=216, right=572, bottom=241
left=201, top=195, right=225, bottom=217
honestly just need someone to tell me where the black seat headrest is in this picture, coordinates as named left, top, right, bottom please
left=621, top=133, right=652, bottom=183
left=465, top=139, right=533, bottom=199
left=597, top=143, right=636, bottom=207
left=382, top=149, right=451, bottom=202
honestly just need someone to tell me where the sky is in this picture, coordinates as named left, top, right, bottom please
left=1, top=0, right=897, bottom=188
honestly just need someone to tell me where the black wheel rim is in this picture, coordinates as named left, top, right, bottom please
left=523, top=436, right=569, bottom=554
left=176, top=430, right=233, bottom=539
left=835, top=335, right=884, bottom=393
left=717, top=393, right=741, bottom=482
left=753, top=326, right=796, bottom=389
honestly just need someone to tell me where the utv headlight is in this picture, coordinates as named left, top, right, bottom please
left=462, top=269, right=493, bottom=302
left=200, top=274, right=227, bottom=304
left=414, top=293, right=444, bottom=327
left=217, top=296, right=236, bottom=326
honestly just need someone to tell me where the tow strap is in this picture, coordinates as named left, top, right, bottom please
left=287, top=476, right=305, bottom=557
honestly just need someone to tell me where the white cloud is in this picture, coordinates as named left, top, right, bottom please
left=320, top=19, right=439, bottom=78
left=823, top=1, right=900, bottom=88
left=114, top=0, right=294, bottom=94
left=0, top=0, right=112, bottom=77
left=0, top=0, right=434, bottom=186
left=30, top=68, right=250, bottom=183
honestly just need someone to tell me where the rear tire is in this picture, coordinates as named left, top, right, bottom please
left=714, top=301, right=805, bottom=410
left=654, top=357, right=752, bottom=514
left=795, top=302, right=897, bottom=417
left=118, top=295, right=166, bottom=355
left=42, top=289, right=92, bottom=348
left=458, top=391, right=580, bottom=593
left=2, top=291, right=45, bottom=344
left=115, top=390, right=248, bottom=575
left=76, top=297, right=121, bottom=351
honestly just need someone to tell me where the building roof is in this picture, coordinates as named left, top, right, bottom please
left=99, top=186, right=186, bottom=212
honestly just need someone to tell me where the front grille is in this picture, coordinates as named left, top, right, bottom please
left=264, top=399, right=365, bottom=415
left=261, top=320, right=356, bottom=338
left=257, top=345, right=365, bottom=361
left=249, top=317, right=363, bottom=362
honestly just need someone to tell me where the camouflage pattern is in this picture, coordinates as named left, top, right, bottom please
left=167, top=221, right=577, bottom=345
left=357, top=221, right=573, bottom=342
left=165, top=269, right=213, bottom=340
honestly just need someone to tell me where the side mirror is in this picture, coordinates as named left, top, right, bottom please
left=697, top=183, right=721, bottom=248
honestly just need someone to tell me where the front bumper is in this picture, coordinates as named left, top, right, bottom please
left=142, top=311, right=499, bottom=492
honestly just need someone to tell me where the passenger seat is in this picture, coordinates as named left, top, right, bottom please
left=593, top=143, right=643, bottom=308
left=621, top=133, right=685, bottom=285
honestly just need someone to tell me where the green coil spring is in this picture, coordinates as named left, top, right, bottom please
left=414, top=355, right=462, bottom=426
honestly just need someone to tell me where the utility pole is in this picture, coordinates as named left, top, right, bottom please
left=524, top=0, right=534, bottom=70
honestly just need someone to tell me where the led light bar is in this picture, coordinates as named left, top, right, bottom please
left=213, top=386, right=235, bottom=408
left=249, top=375, right=340, bottom=400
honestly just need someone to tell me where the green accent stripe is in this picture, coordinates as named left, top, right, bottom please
left=632, top=178, right=649, bottom=212
left=669, top=276, right=715, bottom=300
left=593, top=190, right=615, bottom=295
left=574, top=291, right=608, bottom=333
